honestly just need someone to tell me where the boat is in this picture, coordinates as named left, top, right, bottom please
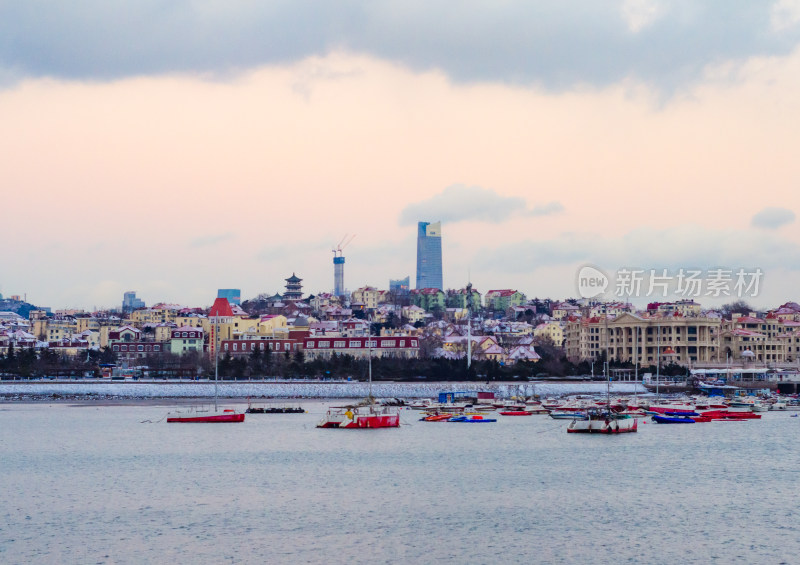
left=567, top=411, right=638, bottom=433
left=550, top=411, right=586, bottom=419
left=498, top=410, right=533, bottom=416
left=246, top=402, right=305, bottom=414
left=447, top=415, right=496, bottom=423
left=652, top=414, right=695, bottom=424
left=567, top=359, right=637, bottom=434
left=318, top=403, right=401, bottom=428
left=420, top=413, right=455, bottom=422
left=316, top=340, right=399, bottom=429
left=167, top=312, right=244, bottom=424
left=167, top=408, right=244, bottom=423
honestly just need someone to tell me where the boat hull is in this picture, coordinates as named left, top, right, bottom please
left=318, top=414, right=400, bottom=428
left=167, top=413, right=245, bottom=423
left=567, top=416, right=638, bottom=434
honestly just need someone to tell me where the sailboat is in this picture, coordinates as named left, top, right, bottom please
left=167, top=312, right=245, bottom=423
left=567, top=324, right=636, bottom=434
left=316, top=338, right=400, bottom=429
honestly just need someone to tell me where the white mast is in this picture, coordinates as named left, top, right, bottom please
left=214, top=313, right=219, bottom=412
left=368, top=336, right=373, bottom=402
left=466, top=282, right=472, bottom=370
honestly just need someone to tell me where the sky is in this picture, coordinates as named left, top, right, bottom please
left=3, top=1, right=800, bottom=310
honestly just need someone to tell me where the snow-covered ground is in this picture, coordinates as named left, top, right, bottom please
left=0, top=381, right=646, bottom=399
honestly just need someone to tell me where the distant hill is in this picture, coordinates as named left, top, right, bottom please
left=0, top=298, right=39, bottom=319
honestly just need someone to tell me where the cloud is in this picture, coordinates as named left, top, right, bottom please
left=621, top=0, right=664, bottom=33
left=751, top=207, right=796, bottom=229
left=528, top=201, right=565, bottom=217
left=2, top=2, right=800, bottom=90
left=475, top=224, right=800, bottom=273
left=399, top=185, right=562, bottom=226
left=772, top=0, right=800, bottom=32
left=189, top=232, right=235, bottom=248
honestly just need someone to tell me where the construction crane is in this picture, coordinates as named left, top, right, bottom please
left=332, top=234, right=356, bottom=297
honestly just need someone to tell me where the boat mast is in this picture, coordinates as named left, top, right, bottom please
left=214, top=313, right=219, bottom=412
left=656, top=322, right=661, bottom=400
left=605, top=314, right=610, bottom=413
left=634, top=325, right=639, bottom=401
left=466, top=282, right=472, bottom=371
left=368, top=335, right=373, bottom=402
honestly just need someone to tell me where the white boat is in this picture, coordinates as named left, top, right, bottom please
left=567, top=411, right=638, bottom=434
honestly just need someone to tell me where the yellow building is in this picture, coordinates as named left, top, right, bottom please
left=402, top=305, right=426, bottom=324
left=351, top=286, right=380, bottom=310
left=566, top=313, right=721, bottom=366
left=534, top=322, right=564, bottom=346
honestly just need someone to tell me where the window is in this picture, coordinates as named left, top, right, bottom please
left=306, top=342, right=314, bottom=349
left=137, top=345, right=143, bottom=352
left=349, top=341, right=361, bottom=348
left=412, top=340, right=418, bottom=346
left=233, top=343, right=238, bottom=351
left=334, top=341, right=345, bottom=348
left=113, top=345, right=119, bottom=351
left=382, top=340, right=396, bottom=347
left=154, top=345, right=160, bottom=352
left=318, top=341, right=330, bottom=348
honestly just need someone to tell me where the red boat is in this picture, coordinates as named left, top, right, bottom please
left=716, top=412, right=761, bottom=420
left=499, top=411, right=533, bottom=416
left=167, top=409, right=245, bottom=423
left=317, top=404, right=400, bottom=428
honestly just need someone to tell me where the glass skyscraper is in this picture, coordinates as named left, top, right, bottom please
left=416, top=221, right=443, bottom=290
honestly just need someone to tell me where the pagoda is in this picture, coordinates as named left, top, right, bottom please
left=284, top=273, right=303, bottom=301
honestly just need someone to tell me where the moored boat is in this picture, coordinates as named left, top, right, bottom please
left=567, top=412, right=638, bottom=433
left=167, top=408, right=244, bottom=423
left=652, top=414, right=695, bottom=424
left=448, top=415, right=497, bottom=423
left=317, top=403, right=400, bottom=428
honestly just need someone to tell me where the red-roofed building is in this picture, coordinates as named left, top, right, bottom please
left=209, top=297, right=234, bottom=318
left=485, top=289, right=526, bottom=311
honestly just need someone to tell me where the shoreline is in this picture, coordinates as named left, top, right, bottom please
left=0, top=380, right=647, bottom=404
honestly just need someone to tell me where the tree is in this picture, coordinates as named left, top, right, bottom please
left=720, top=300, right=754, bottom=317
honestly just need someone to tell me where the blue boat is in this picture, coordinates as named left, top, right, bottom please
left=652, top=414, right=695, bottom=424
left=448, top=415, right=497, bottom=423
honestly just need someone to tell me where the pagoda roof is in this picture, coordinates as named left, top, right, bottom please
left=286, top=273, right=302, bottom=283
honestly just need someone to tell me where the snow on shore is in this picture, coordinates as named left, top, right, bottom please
left=0, top=381, right=646, bottom=399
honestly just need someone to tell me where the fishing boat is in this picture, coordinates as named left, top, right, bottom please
left=167, top=311, right=244, bottom=423
left=567, top=358, right=637, bottom=434
left=567, top=411, right=638, bottom=433
left=316, top=340, right=399, bottom=429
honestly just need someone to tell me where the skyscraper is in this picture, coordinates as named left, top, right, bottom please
left=217, top=289, right=241, bottom=306
left=416, top=221, right=443, bottom=290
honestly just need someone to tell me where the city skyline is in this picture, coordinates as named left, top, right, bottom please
left=3, top=4, right=800, bottom=309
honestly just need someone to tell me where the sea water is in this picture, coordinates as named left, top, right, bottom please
left=1, top=402, right=798, bottom=564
